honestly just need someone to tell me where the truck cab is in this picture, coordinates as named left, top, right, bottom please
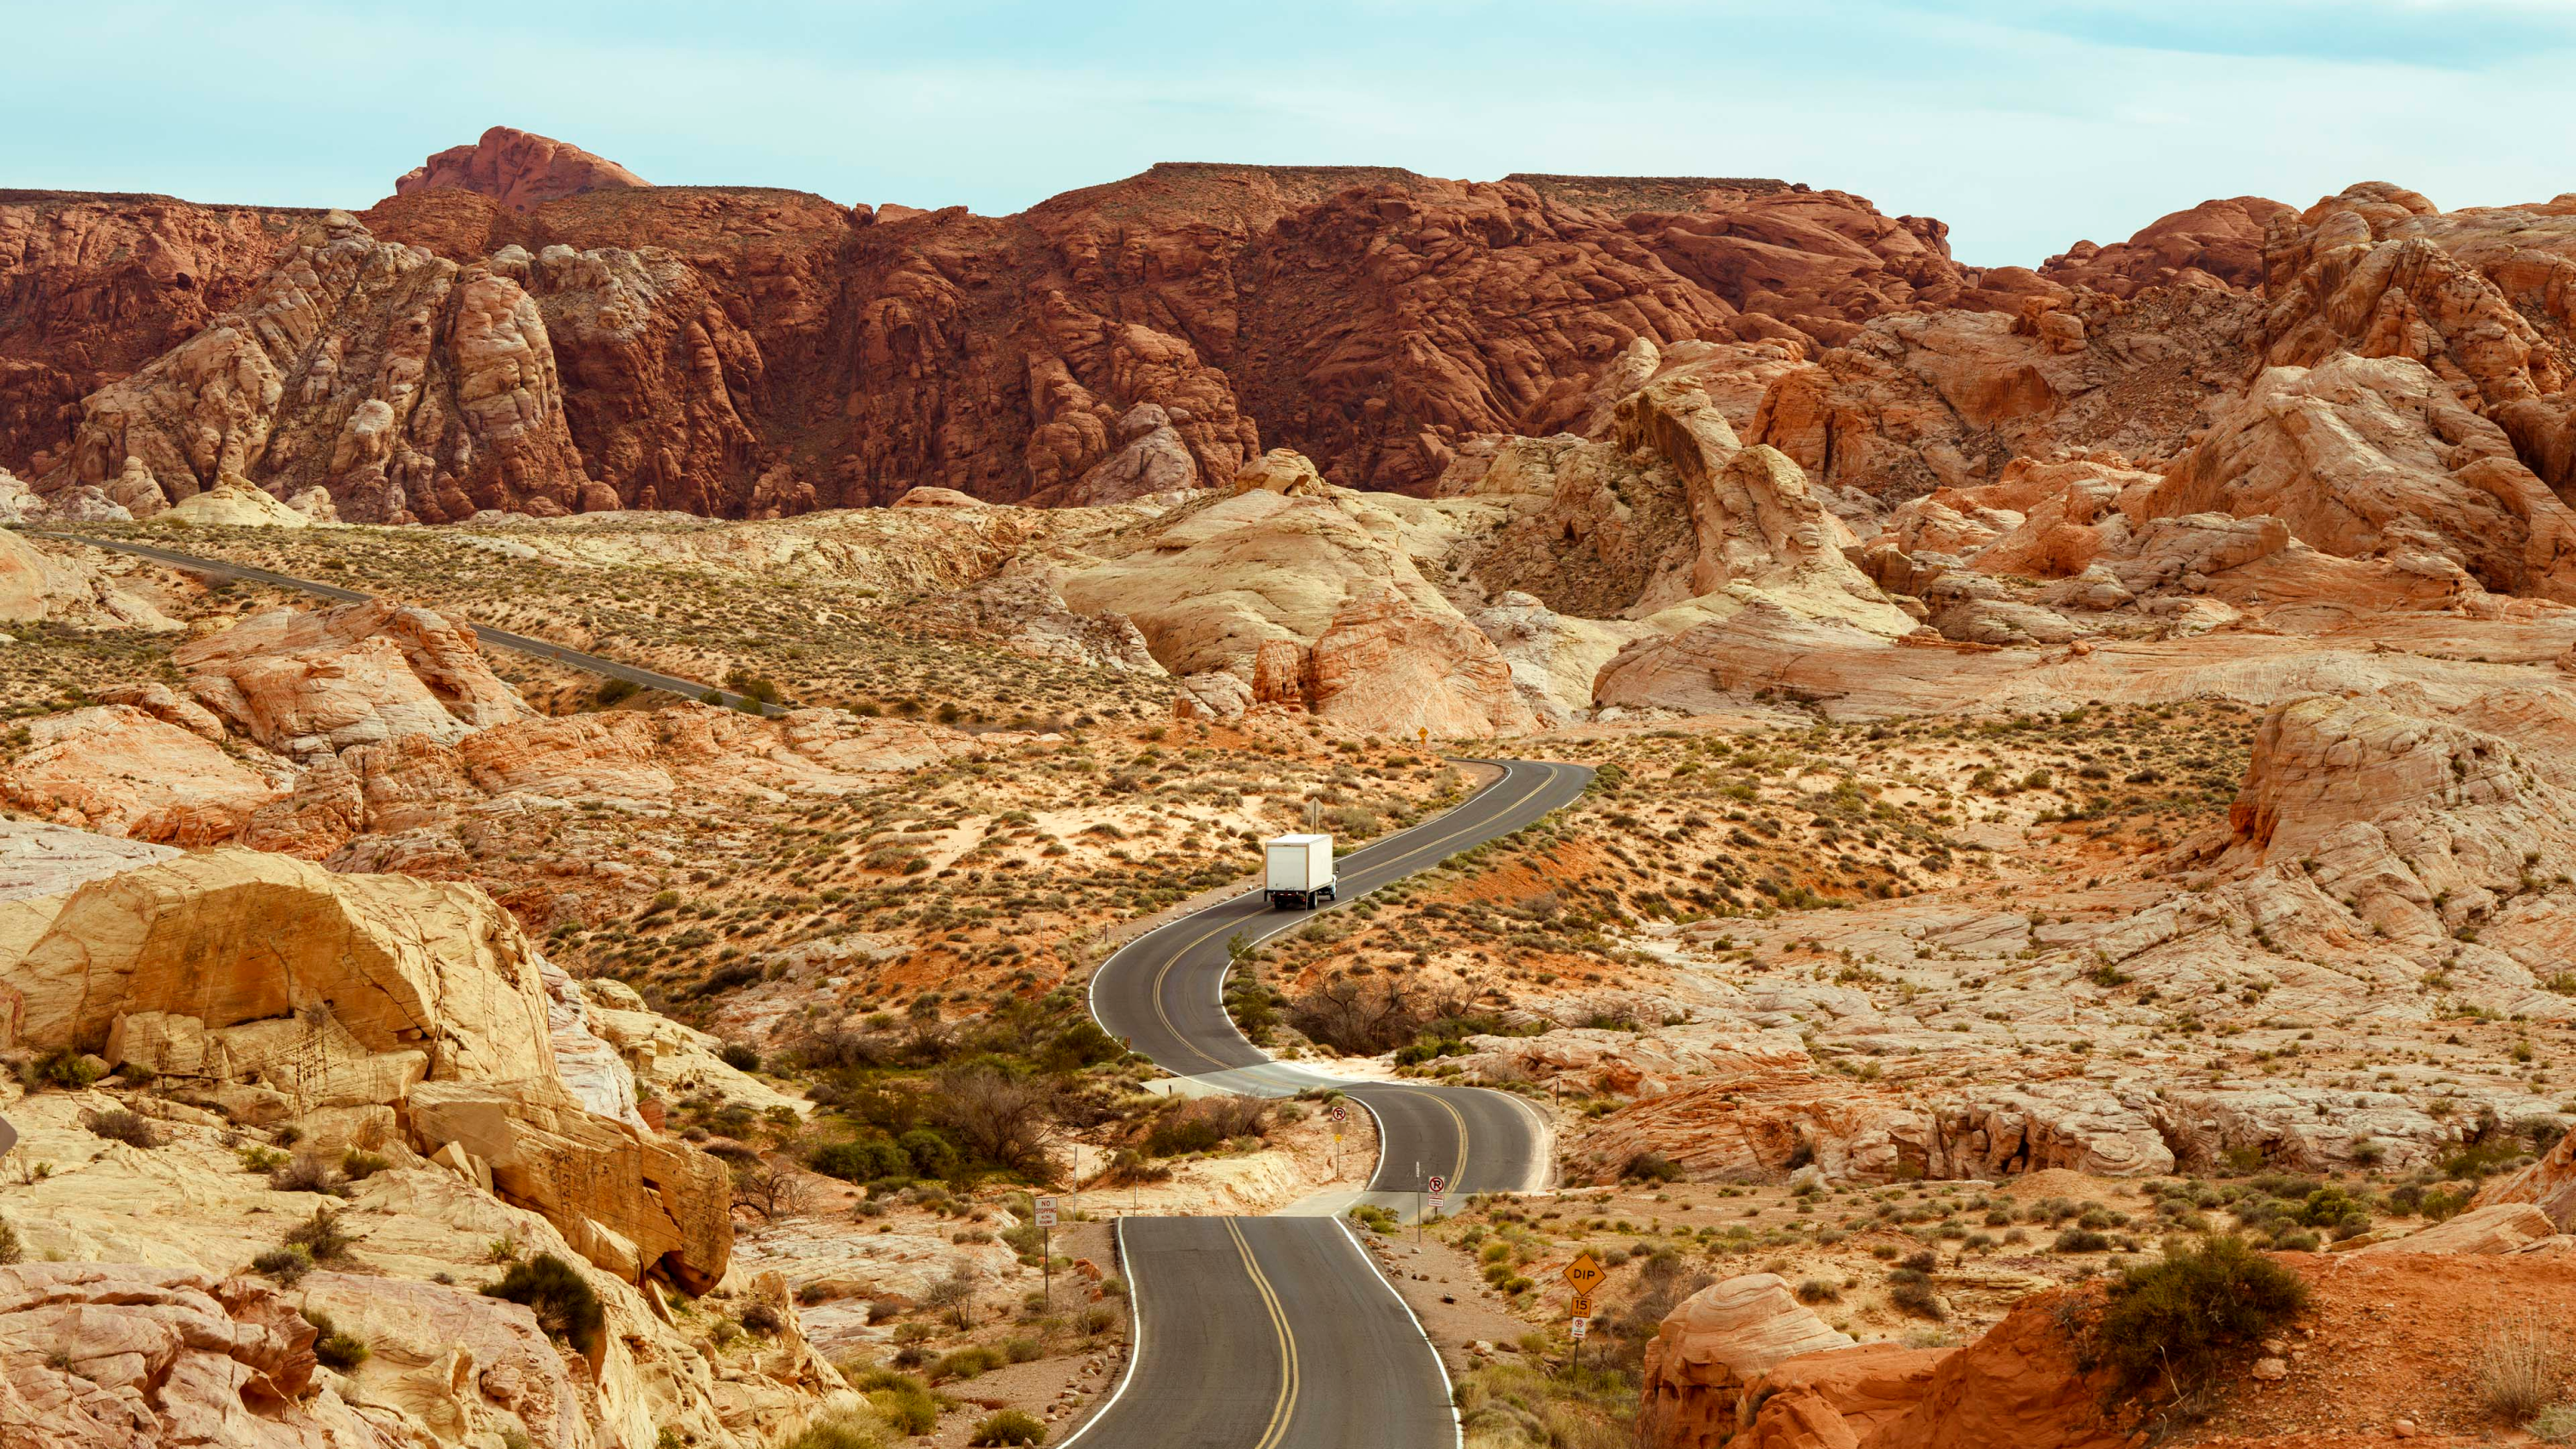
left=1263, top=833, right=1336, bottom=909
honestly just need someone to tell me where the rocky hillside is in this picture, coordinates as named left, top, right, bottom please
left=3, top=129, right=2090, bottom=521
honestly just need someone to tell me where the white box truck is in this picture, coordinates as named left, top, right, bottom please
left=1263, top=833, right=1336, bottom=909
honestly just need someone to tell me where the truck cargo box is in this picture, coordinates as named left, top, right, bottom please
left=1262, top=833, right=1336, bottom=909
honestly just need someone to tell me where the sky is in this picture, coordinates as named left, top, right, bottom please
left=8, top=1, right=2575, bottom=266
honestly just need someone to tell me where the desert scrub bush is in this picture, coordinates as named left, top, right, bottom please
left=1795, top=1278, right=1841, bottom=1304
left=2052, top=1227, right=2111, bottom=1254
left=2533, top=1403, right=2576, bottom=1444
left=339, top=1148, right=391, bottom=1182
left=269, top=1153, right=349, bottom=1197
left=1000, top=1220, right=1046, bottom=1261
left=1887, top=1267, right=1944, bottom=1321
left=2475, top=1311, right=2568, bottom=1425
left=1142, top=1094, right=1271, bottom=1156
left=283, top=1208, right=356, bottom=1263
left=854, top=1368, right=939, bottom=1434
left=253, top=1245, right=313, bottom=1285
left=2090, top=1236, right=2307, bottom=1395
left=301, top=1308, right=371, bottom=1371
left=86, top=1109, right=160, bottom=1148
left=918, top=1261, right=981, bottom=1329
left=773, top=1407, right=899, bottom=1449
left=238, top=1144, right=289, bottom=1172
left=1623, top=1151, right=1683, bottom=1184
left=482, top=1254, right=605, bottom=1354
left=968, top=1409, right=1045, bottom=1446
left=810, top=1136, right=910, bottom=1183
left=31, top=1047, right=104, bottom=1090
left=0, top=1218, right=19, bottom=1266
left=1452, top=1356, right=1635, bottom=1448
left=1349, top=1203, right=1401, bottom=1235
left=929, top=1345, right=1005, bottom=1381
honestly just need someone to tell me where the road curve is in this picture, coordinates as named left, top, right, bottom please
left=1076, top=757, right=1589, bottom=1448
left=1090, top=756, right=1592, bottom=1201
left=51, top=528, right=1583, bottom=1448
left=36, top=531, right=784, bottom=714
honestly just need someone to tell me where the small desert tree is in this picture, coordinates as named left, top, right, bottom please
left=927, top=1064, right=1055, bottom=1178
left=918, top=1261, right=981, bottom=1330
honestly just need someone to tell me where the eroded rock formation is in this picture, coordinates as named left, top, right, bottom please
left=397, top=125, right=649, bottom=211
left=0, top=192, right=311, bottom=476
left=2039, top=195, right=2292, bottom=296
left=3, top=135, right=2129, bottom=521
left=173, top=599, right=534, bottom=758
left=0, top=1264, right=355, bottom=1449
left=1640, top=1272, right=2127, bottom=1449
left=39, top=211, right=596, bottom=523
left=0, top=846, right=732, bottom=1291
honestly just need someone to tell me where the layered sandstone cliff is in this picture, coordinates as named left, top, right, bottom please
left=3, top=136, right=2094, bottom=521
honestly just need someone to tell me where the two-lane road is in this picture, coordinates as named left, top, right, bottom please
left=1090, top=757, right=1591, bottom=1201
left=1072, top=1218, right=1458, bottom=1449
left=48, top=527, right=1584, bottom=1449
left=1074, top=757, right=1591, bottom=1448
left=35, top=531, right=784, bottom=714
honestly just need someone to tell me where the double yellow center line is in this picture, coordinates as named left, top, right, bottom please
left=1145, top=762, right=1565, bottom=1072
left=1225, top=1219, right=1302, bottom=1449
left=1426, top=1090, right=1470, bottom=1197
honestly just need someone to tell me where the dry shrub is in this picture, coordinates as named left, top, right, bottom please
left=2478, top=1311, right=2569, bottom=1425
left=86, top=1109, right=161, bottom=1148
left=1143, top=1095, right=1271, bottom=1156
left=2092, top=1236, right=2307, bottom=1395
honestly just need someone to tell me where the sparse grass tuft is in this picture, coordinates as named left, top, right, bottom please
left=2476, top=1312, right=2568, bottom=1425
left=966, top=1410, right=1045, bottom=1446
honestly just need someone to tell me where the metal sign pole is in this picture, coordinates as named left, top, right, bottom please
left=1036, top=1195, right=1060, bottom=1305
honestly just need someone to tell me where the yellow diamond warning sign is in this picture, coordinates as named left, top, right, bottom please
left=1562, top=1251, right=1606, bottom=1296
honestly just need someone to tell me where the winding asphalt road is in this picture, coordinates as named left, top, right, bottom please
left=46, top=527, right=1586, bottom=1449
left=36, top=531, right=784, bottom=714
left=1092, top=757, right=1592, bottom=1201
left=1075, top=757, right=1593, bottom=1448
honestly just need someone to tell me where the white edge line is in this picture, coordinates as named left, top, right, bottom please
left=1330, top=1215, right=1465, bottom=1449
left=1355, top=1090, right=1392, bottom=1199
left=1128, top=759, right=1534, bottom=1088
left=1057, top=1216, right=1143, bottom=1447
left=1064, top=760, right=1578, bottom=1440
left=1502, top=1088, right=1557, bottom=1194
left=1086, top=758, right=1518, bottom=1064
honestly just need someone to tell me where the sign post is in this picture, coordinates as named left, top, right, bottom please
left=1422, top=1173, right=1446, bottom=1242
left=1328, top=1101, right=1347, bottom=1179
left=1562, top=1252, right=1607, bottom=1380
left=1035, top=1195, right=1059, bottom=1303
